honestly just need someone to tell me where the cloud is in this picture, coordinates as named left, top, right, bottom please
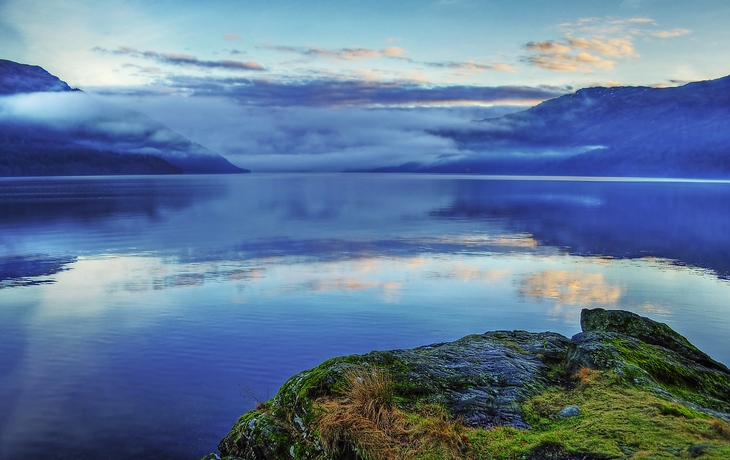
left=525, top=35, right=638, bottom=72
left=93, top=46, right=266, bottom=71
left=538, top=17, right=691, bottom=72
left=559, top=16, right=690, bottom=41
left=424, top=60, right=516, bottom=73
left=267, top=45, right=392, bottom=61
left=92, top=92, right=530, bottom=171
left=567, top=36, right=637, bottom=58
left=0, top=91, right=219, bottom=161
left=650, top=28, right=691, bottom=38
left=381, top=46, right=406, bottom=57
left=265, top=43, right=514, bottom=75
left=139, top=76, right=560, bottom=108
left=121, top=63, right=163, bottom=74
left=628, top=17, right=655, bottom=24
left=223, top=33, right=243, bottom=41
left=558, top=16, right=666, bottom=35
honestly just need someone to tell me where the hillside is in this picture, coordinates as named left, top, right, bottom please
left=379, top=75, right=730, bottom=178
left=0, top=60, right=248, bottom=176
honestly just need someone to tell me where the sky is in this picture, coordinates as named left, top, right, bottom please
left=2, top=0, right=730, bottom=171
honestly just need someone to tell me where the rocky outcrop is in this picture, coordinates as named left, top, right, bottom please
left=209, top=309, right=730, bottom=460
left=566, top=308, right=730, bottom=416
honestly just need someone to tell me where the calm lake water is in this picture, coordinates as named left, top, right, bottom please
left=1, top=173, right=729, bottom=459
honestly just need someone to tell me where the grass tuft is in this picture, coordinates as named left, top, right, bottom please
left=314, top=365, right=467, bottom=460
left=572, top=367, right=601, bottom=389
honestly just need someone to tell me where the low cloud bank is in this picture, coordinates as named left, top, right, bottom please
left=94, top=78, right=564, bottom=108
left=93, top=93, right=526, bottom=171
left=0, top=91, right=244, bottom=173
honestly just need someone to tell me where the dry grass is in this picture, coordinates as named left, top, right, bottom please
left=314, top=366, right=467, bottom=460
left=571, top=367, right=600, bottom=389
left=710, top=419, right=730, bottom=440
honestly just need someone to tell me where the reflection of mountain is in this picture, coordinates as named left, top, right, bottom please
left=431, top=180, right=730, bottom=279
left=381, top=75, right=730, bottom=178
left=0, top=176, right=226, bottom=225
left=0, top=254, right=76, bottom=288
left=0, top=60, right=248, bottom=175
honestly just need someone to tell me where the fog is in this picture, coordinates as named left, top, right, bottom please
left=94, top=94, right=525, bottom=171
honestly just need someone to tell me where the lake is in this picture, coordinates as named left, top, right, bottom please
left=1, top=173, right=729, bottom=459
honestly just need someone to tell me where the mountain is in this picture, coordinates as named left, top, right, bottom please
left=0, top=60, right=249, bottom=176
left=0, top=60, right=76, bottom=94
left=379, top=75, right=730, bottom=178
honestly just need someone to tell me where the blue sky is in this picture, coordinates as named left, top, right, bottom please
left=2, top=0, right=730, bottom=170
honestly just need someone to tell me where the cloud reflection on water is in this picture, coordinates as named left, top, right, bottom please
left=518, top=269, right=622, bottom=306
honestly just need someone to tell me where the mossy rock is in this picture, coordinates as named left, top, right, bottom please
left=581, top=308, right=730, bottom=374
left=567, top=309, right=730, bottom=419
left=210, top=309, right=730, bottom=459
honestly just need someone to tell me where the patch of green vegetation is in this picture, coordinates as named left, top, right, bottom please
left=491, top=332, right=531, bottom=355
left=609, top=337, right=730, bottom=412
left=219, top=366, right=730, bottom=460
left=466, top=371, right=730, bottom=459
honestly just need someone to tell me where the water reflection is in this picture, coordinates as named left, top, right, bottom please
left=1, top=174, right=730, bottom=460
left=0, top=176, right=226, bottom=225
left=518, top=270, right=622, bottom=306
left=431, top=178, right=730, bottom=279
left=0, top=254, right=76, bottom=288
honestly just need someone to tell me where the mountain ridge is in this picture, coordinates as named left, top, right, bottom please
left=379, top=74, right=730, bottom=178
left=0, top=59, right=77, bottom=94
left=0, top=60, right=249, bottom=176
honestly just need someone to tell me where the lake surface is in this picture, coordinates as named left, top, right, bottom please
left=1, top=173, right=729, bottom=459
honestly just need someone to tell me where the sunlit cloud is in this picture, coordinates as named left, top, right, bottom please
left=223, top=33, right=243, bottom=41
left=381, top=46, right=406, bottom=57
left=519, top=270, right=622, bottom=306
left=525, top=35, right=637, bottom=72
left=628, top=17, right=655, bottom=24
left=535, top=16, right=690, bottom=73
left=424, top=60, right=516, bottom=73
left=567, top=36, right=637, bottom=58
left=650, top=28, right=691, bottom=38
left=560, top=16, right=653, bottom=34
left=92, top=46, right=266, bottom=71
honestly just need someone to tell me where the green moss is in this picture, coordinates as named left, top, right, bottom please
left=491, top=332, right=531, bottom=355
left=266, top=365, right=730, bottom=459
left=609, top=337, right=730, bottom=412
left=466, top=372, right=730, bottom=459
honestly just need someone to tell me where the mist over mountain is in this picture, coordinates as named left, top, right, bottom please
left=0, top=60, right=248, bottom=176
left=379, top=75, right=730, bottom=178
